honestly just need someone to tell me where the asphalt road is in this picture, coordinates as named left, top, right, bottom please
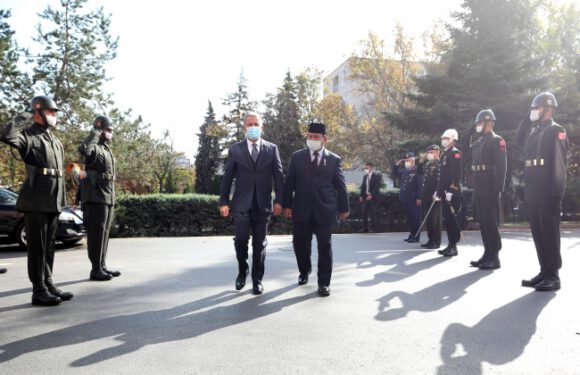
left=0, top=230, right=578, bottom=374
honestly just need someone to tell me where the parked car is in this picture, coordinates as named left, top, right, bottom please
left=0, top=187, right=86, bottom=250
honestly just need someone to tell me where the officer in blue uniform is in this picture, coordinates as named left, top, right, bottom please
left=392, top=152, right=423, bottom=243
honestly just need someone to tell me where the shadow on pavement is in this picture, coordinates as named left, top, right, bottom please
left=436, top=292, right=556, bottom=375
left=375, top=270, right=492, bottom=321
left=0, top=283, right=313, bottom=366
left=356, top=250, right=448, bottom=287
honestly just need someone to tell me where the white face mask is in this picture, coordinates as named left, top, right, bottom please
left=441, top=139, right=450, bottom=148
left=104, top=132, right=113, bottom=141
left=364, top=168, right=370, bottom=175
left=307, top=139, right=322, bottom=152
left=46, top=115, right=57, bottom=127
left=404, top=162, right=412, bottom=169
left=427, top=153, right=435, bottom=161
left=530, top=109, right=541, bottom=122
left=475, top=125, right=483, bottom=133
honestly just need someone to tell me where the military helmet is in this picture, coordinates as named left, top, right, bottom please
left=93, top=115, right=113, bottom=130
left=531, top=92, right=557, bottom=108
left=475, top=109, right=496, bottom=124
left=29, top=95, right=59, bottom=112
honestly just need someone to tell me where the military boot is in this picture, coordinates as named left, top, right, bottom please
left=90, top=267, right=113, bottom=281
left=45, top=278, right=74, bottom=301
left=32, top=282, right=62, bottom=306
left=102, top=264, right=121, bottom=277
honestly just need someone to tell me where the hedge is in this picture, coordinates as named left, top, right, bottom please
left=113, top=191, right=427, bottom=237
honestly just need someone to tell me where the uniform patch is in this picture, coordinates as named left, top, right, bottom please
left=454, top=153, right=461, bottom=159
left=499, top=139, right=506, bottom=152
left=558, top=132, right=567, bottom=140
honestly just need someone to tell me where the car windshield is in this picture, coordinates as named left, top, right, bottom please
left=0, top=188, right=18, bottom=205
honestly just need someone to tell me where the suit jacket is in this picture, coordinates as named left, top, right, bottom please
left=283, top=148, right=349, bottom=224
left=360, top=171, right=381, bottom=199
left=0, top=121, right=66, bottom=213
left=219, top=139, right=284, bottom=214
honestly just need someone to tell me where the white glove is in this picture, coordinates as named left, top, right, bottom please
left=445, top=192, right=453, bottom=202
left=432, top=192, right=439, bottom=201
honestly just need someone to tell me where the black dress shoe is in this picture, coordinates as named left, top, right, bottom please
left=426, top=243, right=440, bottom=249
left=0, top=267, right=6, bottom=274
left=403, top=238, right=410, bottom=242
left=522, top=273, right=544, bottom=288
left=534, top=276, right=560, bottom=292
left=478, top=259, right=501, bottom=270
left=317, top=286, right=330, bottom=297
left=438, top=246, right=450, bottom=255
left=420, top=242, right=431, bottom=248
left=103, top=266, right=121, bottom=277
left=90, top=268, right=113, bottom=281
left=470, top=256, right=486, bottom=267
left=443, top=247, right=458, bottom=257
left=407, top=238, right=420, bottom=243
left=298, top=273, right=309, bottom=285
left=235, top=270, right=249, bottom=291
left=253, top=281, right=264, bottom=295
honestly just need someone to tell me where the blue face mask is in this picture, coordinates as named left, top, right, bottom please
left=246, top=126, right=261, bottom=141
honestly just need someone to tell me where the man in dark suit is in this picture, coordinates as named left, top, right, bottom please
left=392, top=152, right=423, bottom=243
left=283, top=122, right=349, bottom=297
left=219, top=112, right=284, bottom=295
left=359, top=162, right=381, bottom=233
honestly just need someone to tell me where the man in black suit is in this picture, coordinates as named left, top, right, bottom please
left=283, top=122, right=349, bottom=297
left=359, top=162, right=381, bottom=233
left=219, top=112, right=284, bottom=295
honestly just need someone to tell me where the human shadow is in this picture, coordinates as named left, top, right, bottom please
left=357, top=250, right=448, bottom=287
left=375, top=270, right=492, bottom=321
left=436, top=292, right=556, bottom=375
left=0, top=283, right=312, bottom=366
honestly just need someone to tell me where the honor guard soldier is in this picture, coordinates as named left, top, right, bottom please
left=418, top=145, right=442, bottom=249
left=516, top=92, right=568, bottom=291
left=393, top=152, right=423, bottom=243
left=436, top=129, right=462, bottom=257
left=0, top=96, right=73, bottom=306
left=470, top=109, right=507, bottom=270
left=79, top=115, right=120, bottom=281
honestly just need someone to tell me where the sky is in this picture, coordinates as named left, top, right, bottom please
left=2, top=0, right=468, bottom=158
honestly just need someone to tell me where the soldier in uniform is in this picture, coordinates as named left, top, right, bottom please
left=470, top=109, right=507, bottom=270
left=436, top=129, right=462, bottom=257
left=79, top=115, right=120, bottom=281
left=417, top=145, right=442, bottom=249
left=392, top=152, right=423, bottom=243
left=0, top=96, right=73, bottom=306
left=517, top=92, right=568, bottom=291
left=0, top=267, right=6, bottom=274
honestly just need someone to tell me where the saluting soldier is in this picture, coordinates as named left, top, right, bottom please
left=516, top=92, right=568, bottom=291
left=392, top=152, right=423, bottom=243
left=436, top=129, right=462, bottom=257
left=79, top=116, right=120, bottom=281
left=0, top=96, right=73, bottom=306
left=470, top=109, right=507, bottom=270
left=417, top=145, right=442, bottom=249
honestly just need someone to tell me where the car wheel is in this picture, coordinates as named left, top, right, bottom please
left=16, top=222, right=27, bottom=251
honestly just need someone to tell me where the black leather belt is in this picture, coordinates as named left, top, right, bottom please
left=37, top=168, right=63, bottom=177
left=471, top=164, right=494, bottom=172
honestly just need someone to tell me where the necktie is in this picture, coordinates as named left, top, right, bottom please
left=251, top=143, right=258, bottom=163
left=312, top=151, right=319, bottom=169
left=366, top=175, right=370, bottom=195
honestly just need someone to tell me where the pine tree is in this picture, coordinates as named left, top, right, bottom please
left=195, top=101, right=222, bottom=194
left=262, top=71, right=305, bottom=169
left=222, top=69, right=256, bottom=145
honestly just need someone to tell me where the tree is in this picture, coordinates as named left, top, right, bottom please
left=32, top=0, right=119, bottom=164
left=152, top=130, right=179, bottom=193
left=222, top=69, right=256, bottom=145
left=194, top=101, right=222, bottom=194
left=262, top=71, right=305, bottom=168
